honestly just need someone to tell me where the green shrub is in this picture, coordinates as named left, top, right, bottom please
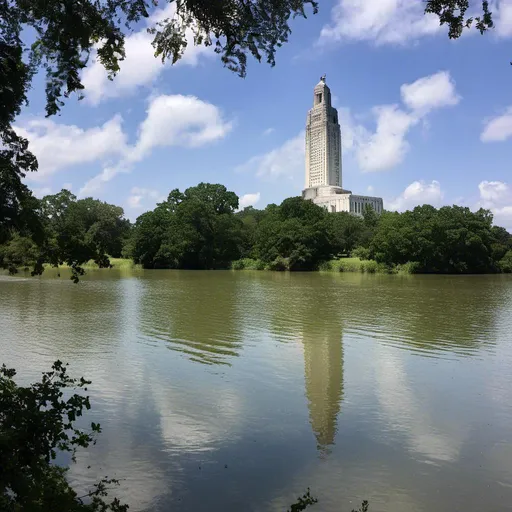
left=351, top=246, right=371, bottom=260
left=499, top=250, right=512, bottom=273
left=396, top=261, right=421, bottom=274
left=361, top=260, right=378, bottom=273
left=231, top=258, right=266, bottom=270
left=318, top=261, right=333, bottom=271
left=338, top=258, right=364, bottom=272
left=267, top=256, right=289, bottom=271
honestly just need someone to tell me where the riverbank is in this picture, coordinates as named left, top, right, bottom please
left=43, top=258, right=142, bottom=270
left=231, top=257, right=420, bottom=274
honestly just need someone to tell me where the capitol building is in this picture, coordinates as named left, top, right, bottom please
left=302, top=76, right=383, bottom=216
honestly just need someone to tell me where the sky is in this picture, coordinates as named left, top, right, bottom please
left=15, top=0, right=512, bottom=229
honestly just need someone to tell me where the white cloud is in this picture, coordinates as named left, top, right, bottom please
left=15, top=116, right=128, bottom=181
left=82, top=4, right=212, bottom=104
left=478, top=180, right=512, bottom=229
left=400, top=71, right=460, bottom=113
left=239, top=192, right=261, bottom=209
left=127, top=187, right=165, bottom=210
left=80, top=94, right=232, bottom=196
left=236, top=132, right=305, bottom=181
left=479, top=180, right=510, bottom=202
left=388, top=180, right=444, bottom=211
left=263, top=128, right=275, bottom=136
left=131, top=95, right=232, bottom=161
left=495, top=0, right=512, bottom=38
left=354, top=71, right=460, bottom=172
left=481, top=106, right=512, bottom=142
left=356, top=105, right=418, bottom=172
left=319, top=0, right=512, bottom=46
left=319, top=0, right=441, bottom=46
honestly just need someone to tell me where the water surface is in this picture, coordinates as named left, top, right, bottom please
left=1, top=270, right=511, bottom=511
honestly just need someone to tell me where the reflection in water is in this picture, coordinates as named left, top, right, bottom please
left=262, top=274, right=345, bottom=452
left=1, top=270, right=512, bottom=512
left=138, top=272, right=244, bottom=365
left=303, top=321, right=343, bottom=451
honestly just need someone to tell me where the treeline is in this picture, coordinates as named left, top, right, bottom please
left=2, top=183, right=512, bottom=277
left=1, top=189, right=131, bottom=280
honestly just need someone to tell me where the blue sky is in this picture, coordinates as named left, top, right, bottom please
left=15, top=0, right=512, bottom=228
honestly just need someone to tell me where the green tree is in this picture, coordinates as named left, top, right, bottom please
left=499, top=250, right=512, bottom=273
left=326, top=212, right=366, bottom=256
left=129, top=183, right=243, bottom=269
left=370, top=205, right=500, bottom=273
left=34, top=191, right=131, bottom=281
left=0, top=233, right=39, bottom=272
left=0, top=361, right=127, bottom=511
left=254, top=197, right=332, bottom=270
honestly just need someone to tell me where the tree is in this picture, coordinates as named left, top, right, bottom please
left=425, top=0, right=493, bottom=39
left=0, top=361, right=127, bottom=511
left=326, top=212, right=366, bottom=256
left=370, top=205, right=501, bottom=273
left=254, top=197, right=332, bottom=270
left=128, top=183, right=243, bottom=269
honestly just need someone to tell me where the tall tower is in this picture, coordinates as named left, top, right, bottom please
left=305, top=75, right=341, bottom=189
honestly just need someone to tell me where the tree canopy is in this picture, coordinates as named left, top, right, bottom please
left=0, top=189, right=130, bottom=281
left=120, top=184, right=512, bottom=274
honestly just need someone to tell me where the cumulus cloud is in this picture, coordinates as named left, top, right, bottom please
left=15, top=116, right=128, bottom=181
left=400, top=71, right=460, bottom=113
left=79, top=94, right=232, bottom=196
left=131, top=95, right=232, bottom=160
left=82, top=4, right=212, bottom=104
left=479, top=180, right=510, bottom=203
left=481, top=106, right=512, bottom=142
left=127, top=187, right=165, bottom=210
left=355, top=71, right=460, bottom=172
left=495, top=0, right=512, bottom=38
left=356, top=105, right=418, bottom=172
left=319, top=0, right=512, bottom=46
left=319, top=0, right=441, bottom=46
left=478, top=180, right=512, bottom=229
left=239, top=192, right=261, bottom=209
left=387, top=180, right=444, bottom=211
left=236, top=132, right=305, bottom=181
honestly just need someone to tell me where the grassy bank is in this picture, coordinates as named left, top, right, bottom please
left=231, top=257, right=420, bottom=274
left=319, top=258, right=419, bottom=274
left=43, top=258, right=142, bottom=270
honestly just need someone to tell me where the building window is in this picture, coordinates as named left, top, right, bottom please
left=331, top=205, right=336, bottom=213
left=316, top=93, right=322, bottom=104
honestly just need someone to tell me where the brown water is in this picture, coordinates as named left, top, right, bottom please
left=1, top=270, right=512, bottom=511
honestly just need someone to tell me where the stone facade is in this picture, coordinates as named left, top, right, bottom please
left=302, top=76, right=383, bottom=217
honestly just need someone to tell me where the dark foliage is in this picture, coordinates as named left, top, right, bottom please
left=129, top=183, right=243, bottom=269
left=370, top=205, right=503, bottom=273
left=0, top=189, right=131, bottom=281
left=0, top=361, right=128, bottom=511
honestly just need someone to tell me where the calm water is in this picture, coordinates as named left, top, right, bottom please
left=1, top=270, right=512, bottom=511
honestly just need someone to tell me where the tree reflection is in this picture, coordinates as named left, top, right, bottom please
left=138, top=271, right=244, bottom=366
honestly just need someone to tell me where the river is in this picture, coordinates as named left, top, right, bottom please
left=1, top=270, right=511, bottom=511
